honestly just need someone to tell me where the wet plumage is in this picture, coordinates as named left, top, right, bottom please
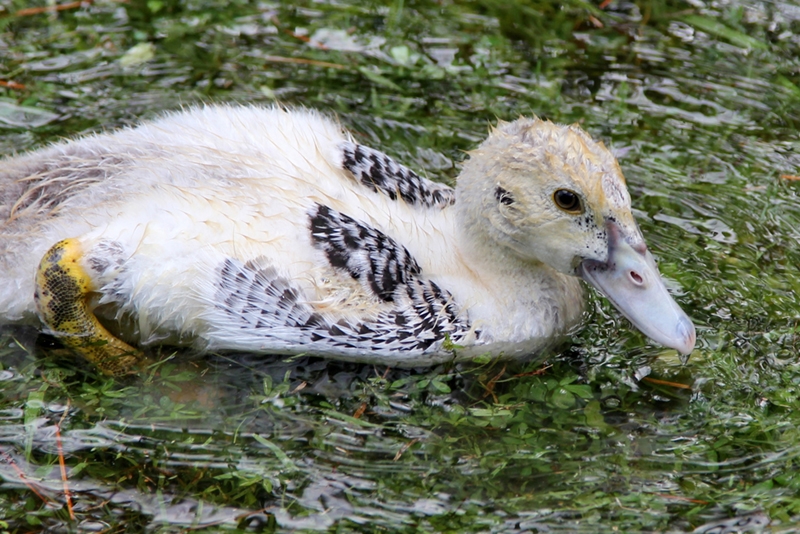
left=0, top=105, right=694, bottom=372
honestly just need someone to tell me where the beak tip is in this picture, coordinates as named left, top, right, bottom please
left=674, top=316, right=696, bottom=355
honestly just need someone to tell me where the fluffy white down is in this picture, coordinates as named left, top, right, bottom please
left=0, top=105, right=586, bottom=366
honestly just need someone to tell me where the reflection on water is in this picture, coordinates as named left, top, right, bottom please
left=2, top=0, right=800, bottom=531
left=3, top=323, right=800, bottom=531
left=0, top=101, right=59, bottom=128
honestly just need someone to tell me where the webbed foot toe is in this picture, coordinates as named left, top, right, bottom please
left=34, top=238, right=140, bottom=376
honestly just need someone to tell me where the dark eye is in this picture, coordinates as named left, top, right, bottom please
left=495, top=186, right=514, bottom=206
left=553, top=189, right=582, bottom=213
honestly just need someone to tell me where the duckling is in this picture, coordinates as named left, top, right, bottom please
left=0, top=105, right=695, bottom=375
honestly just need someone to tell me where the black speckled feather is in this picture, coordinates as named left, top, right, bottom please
left=310, top=203, right=421, bottom=302
left=212, top=204, right=474, bottom=355
left=340, top=142, right=455, bottom=208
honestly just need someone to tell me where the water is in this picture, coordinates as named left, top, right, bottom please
left=1, top=0, right=800, bottom=531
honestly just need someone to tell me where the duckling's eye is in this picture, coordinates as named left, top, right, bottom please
left=495, top=186, right=514, bottom=206
left=553, top=189, right=582, bottom=213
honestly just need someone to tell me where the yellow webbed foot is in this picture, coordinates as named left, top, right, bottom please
left=34, top=238, right=141, bottom=376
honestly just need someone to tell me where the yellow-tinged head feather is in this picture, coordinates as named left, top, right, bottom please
left=455, top=117, right=643, bottom=274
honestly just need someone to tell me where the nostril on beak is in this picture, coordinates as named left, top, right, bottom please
left=629, top=270, right=643, bottom=285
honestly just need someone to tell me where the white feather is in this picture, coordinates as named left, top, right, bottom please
left=0, top=105, right=615, bottom=366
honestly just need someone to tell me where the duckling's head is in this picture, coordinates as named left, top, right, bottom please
left=456, top=117, right=695, bottom=354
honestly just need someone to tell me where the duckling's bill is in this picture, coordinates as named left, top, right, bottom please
left=578, top=221, right=696, bottom=355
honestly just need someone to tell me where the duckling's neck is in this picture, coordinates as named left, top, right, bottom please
left=451, top=204, right=585, bottom=347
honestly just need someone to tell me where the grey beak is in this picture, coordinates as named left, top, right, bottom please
left=578, top=222, right=696, bottom=355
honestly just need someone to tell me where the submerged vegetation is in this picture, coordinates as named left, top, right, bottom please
left=1, top=0, right=800, bottom=531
